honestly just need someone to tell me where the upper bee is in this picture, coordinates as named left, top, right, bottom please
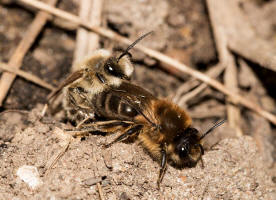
left=73, top=49, right=133, bottom=86
left=47, top=32, right=154, bottom=123
left=71, top=31, right=153, bottom=87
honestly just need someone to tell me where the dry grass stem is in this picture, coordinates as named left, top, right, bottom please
left=73, top=0, right=91, bottom=69
left=174, top=64, right=225, bottom=105
left=97, top=183, right=105, bottom=200
left=178, top=83, right=208, bottom=108
left=207, top=0, right=243, bottom=136
left=0, top=62, right=55, bottom=91
left=0, top=109, right=30, bottom=116
left=17, top=0, right=276, bottom=125
left=224, top=58, right=243, bottom=136
left=87, top=0, right=103, bottom=53
left=190, top=107, right=225, bottom=119
left=0, top=0, right=58, bottom=106
left=44, top=128, right=72, bottom=175
left=172, top=79, right=200, bottom=103
left=73, top=0, right=103, bottom=71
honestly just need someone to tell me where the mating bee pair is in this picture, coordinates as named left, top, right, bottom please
left=48, top=32, right=225, bottom=188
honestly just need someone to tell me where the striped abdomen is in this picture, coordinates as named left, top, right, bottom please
left=92, top=91, right=138, bottom=121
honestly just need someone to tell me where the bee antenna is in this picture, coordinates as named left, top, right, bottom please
left=199, top=119, right=226, bottom=140
left=117, top=31, right=153, bottom=61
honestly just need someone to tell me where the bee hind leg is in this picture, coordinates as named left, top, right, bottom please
left=65, top=120, right=133, bottom=137
left=104, top=124, right=143, bottom=148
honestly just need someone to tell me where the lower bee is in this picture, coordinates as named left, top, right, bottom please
left=67, top=80, right=225, bottom=187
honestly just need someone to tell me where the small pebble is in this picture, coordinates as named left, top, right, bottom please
left=17, top=165, right=43, bottom=189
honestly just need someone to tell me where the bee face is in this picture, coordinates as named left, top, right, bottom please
left=103, top=57, right=133, bottom=81
left=169, top=127, right=203, bottom=167
left=75, top=49, right=134, bottom=85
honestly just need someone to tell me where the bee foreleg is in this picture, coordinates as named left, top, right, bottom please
left=196, top=143, right=205, bottom=168
left=104, top=124, right=143, bottom=148
left=157, top=146, right=168, bottom=189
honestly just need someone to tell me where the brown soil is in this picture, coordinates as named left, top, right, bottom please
left=0, top=109, right=275, bottom=199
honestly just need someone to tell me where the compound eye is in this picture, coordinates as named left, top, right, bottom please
left=104, top=62, right=124, bottom=78
left=107, top=64, right=114, bottom=73
left=178, top=145, right=189, bottom=158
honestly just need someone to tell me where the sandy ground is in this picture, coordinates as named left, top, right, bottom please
left=0, top=108, right=275, bottom=200
left=1, top=0, right=276, bottom=199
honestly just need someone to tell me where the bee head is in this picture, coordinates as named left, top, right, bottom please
left=169, top=119, right=226, bottom=168
left=103, top=56, right=133, bottom=81
left=106, top=31, right=153, bottom=81
left=172, top=127, right=203, bottom=167
left=77, top=31, right=153, bottom=85
left=73, top=49, right=133, bottom=86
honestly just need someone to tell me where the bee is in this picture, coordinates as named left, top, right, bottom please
left=65, top=79, right=225, bottom=188
left=48, top=31, right=225, bottom=187
left=47, top=32, right=153, bottom=124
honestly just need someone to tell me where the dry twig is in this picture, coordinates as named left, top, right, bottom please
left=174, top=64, right=225, bottom=106
left=97, top=182, right=105, bottom=200
left=0, top=109, right=30, bottom=116
left=0, top=0, right=58, bottom=106
left=16, top=0, right=276, bottom=125
left=73, top=0, right=103, bottom=71
left=190, top=106, right=225, bottom=119
left=224, top=59, right=243, bottom=136
left=0, top=62, right=55, bottom=91
left=177, top=83, right=208, bottom=108
left=73, top=0, right=92, bottom=69
left=87, top=0, right=103, bottom=53
left=207, top=0, right=243, bottom=136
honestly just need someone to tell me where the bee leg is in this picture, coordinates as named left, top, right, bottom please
left=95, top=120, right=133, bottom=130
left=200, top=157, right=204, bottom=169
left=104, top=124, right=143, bottom=148
left=76, top=115, right=95, bottom=128
left=197, top=144, right=205, bottom=169
left=157, top=147, right=167, bottom=189
left=65, top=120, right=133, bottom=137
left=81, top=120, right=133, bottom=134
left=65, top=127, right=98, bottom=137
